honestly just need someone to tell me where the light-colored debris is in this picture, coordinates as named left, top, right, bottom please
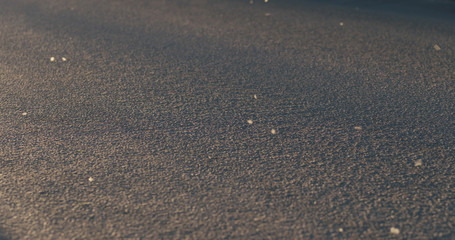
left=390, top=227, right=400, bottom=234
left=62, top=57, right=67, bottom=61
left=271, top=129, right=276, bottom=134
left=247, top=119, right=253, bottom=124
left=88, top=177, right=94, bottom=182
left=354, top=126, right=362, bottom=130
left=338, top=228, right=343, bottom=232
left=253, top=94, right=258, bottom=99
left=249, top=0, right=254, bottom=4
left=253, top=215, right=266, bottom=221
left=21, top=112, right=27, bottom=116
left=339, top=22, right=344, bottom=26
left=414, top=159, right=423, bottom=167
left=264, top=0, right=268, bottom=3
left=434, top=44, right=441, bottom=51
left=50, top=57, right=55, bottom=62
left=265, top=13, right=271, bottom=17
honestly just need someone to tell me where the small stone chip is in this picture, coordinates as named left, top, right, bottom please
left=434, top=44, right=441, bottom=51
left=50, top=57, right=55, bottom=62
left=271, top=129, right=276, bottom=134
left=414, top=159, right=423, bottom=167
left=88, top=177, right=94, bottom=182
left=253, top=94, right=258, bottom=99
left=265, top=13, right=271, bottom=17
left=62, top=57, right=67, bottom=61
left=339, top=22, right=344, bottom=26
left=22, top=112, right=27, bottom=116
left=338, top=228, right=343, bottom=232
left=354, top=126, right=362, bottom=130
left=264, top=0, right=268, bottom=2
left=247, top=119, right=253, bottom=124
left=390, top=227, right=400, bottom=234
left=253, top=215, right=265, bottom=221
left=249, top=0, right=254, bottom=4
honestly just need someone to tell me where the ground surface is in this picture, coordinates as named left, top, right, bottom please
left=0, top=0, right=454, bottom=239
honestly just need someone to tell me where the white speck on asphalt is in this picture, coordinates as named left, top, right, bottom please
left=249, top=0, right=254, bottom=4
left=265, top=13, right=271, bottom=17
left=253, top=215, right=265, bottom=221
left=88, top=177, right=94, bottom=182
left=62, top=57, right=67, bottom=61
left=253, top=94, right=257, bottom=99
left=354, top=126, right=362, bottom=130
left=339, top=22, right=344, bottom=26
left=264, top=0, right=268, bottom=3
left=50, top=57, right=55, bottom=62
left=390, top=227, right=400, bottom=234
left=434, top=44, right=441, bottom=51
left=22, top=112, right=27, bottom=116
left=271, top=129, right=276, bottom=134
left=338, top=228, right=343, bottom=232
left=247, top=119, right=253, bottom=124
left=414, top=159, right=423, bottom=167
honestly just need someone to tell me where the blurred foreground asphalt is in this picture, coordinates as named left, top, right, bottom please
left=1, top=0, right=454, bottom=239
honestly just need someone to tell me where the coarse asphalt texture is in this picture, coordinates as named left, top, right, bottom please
left=1, top=0, right=455, bottom=239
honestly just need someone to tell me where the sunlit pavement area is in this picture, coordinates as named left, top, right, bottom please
left=0, top=0, right=454, bottom=238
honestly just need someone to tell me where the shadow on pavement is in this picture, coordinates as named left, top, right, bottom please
left=0, top=234, right=9, bottom=240
left=0, top=227, right=10, bottom=240
left=280, top=0, right=455, bottom=22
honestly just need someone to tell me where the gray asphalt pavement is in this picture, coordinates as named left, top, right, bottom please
left=1, top=0, right=455, bottom=239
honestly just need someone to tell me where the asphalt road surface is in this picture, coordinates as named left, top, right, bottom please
left=1, top=0, right=454, bottom=239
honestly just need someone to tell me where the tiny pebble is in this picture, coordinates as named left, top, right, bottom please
left=249, top=0, right=254, bottom=4
left=62, top=57, right=67, bottom=61
left=50, top=57, right=55, bottom=62
left=338, top=228, right=343, bottom=232
left=247, top=119, right=253, bottom=124
left=88, top=177, right=94, bottom=182
left=354, top=126, right=362, bottom=130
left=414, top=159, right=423, bottom=167
left=253, top=94, right=258, bottom=99
left=264, top=0, right=268, bottom=2
left=390, top=227, right=400, bottom=234
left=253, top=216, right=265, bottom=221
left=434, top=44, right=441, bottom=51
left=339, top=22, right=344, bottom=26
left=22, top=112, right=27, bottom=116
left=265, top=13, right=271, bottom=17
left=271, top=129, right=276, bottom=134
